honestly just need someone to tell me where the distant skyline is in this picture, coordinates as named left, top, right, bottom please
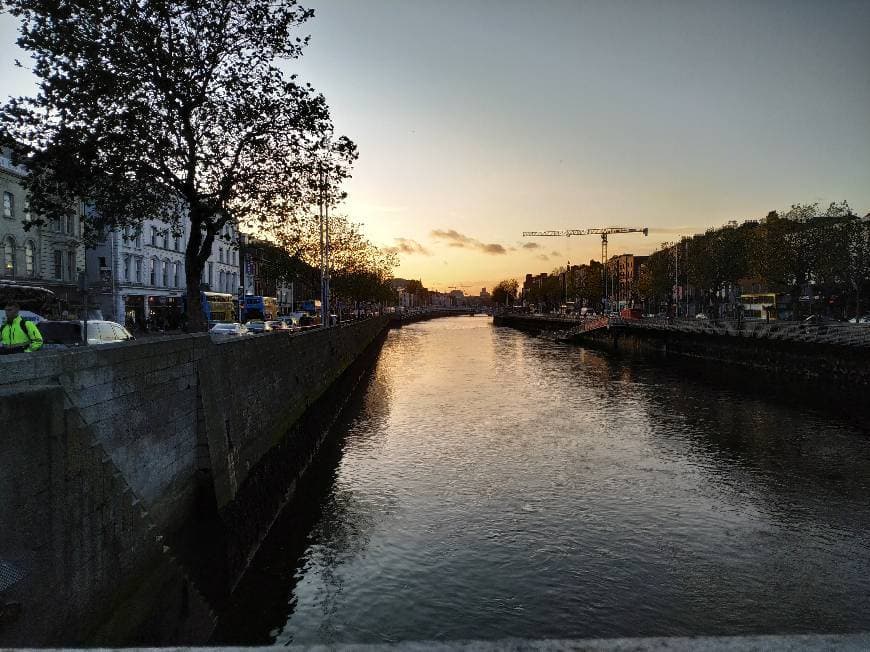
left=2, top=1, right=869, bottom=291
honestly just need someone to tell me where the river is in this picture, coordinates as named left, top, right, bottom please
left=214, top=315, right=870, bottom=644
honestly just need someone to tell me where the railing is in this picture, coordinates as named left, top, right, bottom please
left=614, top=317, right=870, bottom=348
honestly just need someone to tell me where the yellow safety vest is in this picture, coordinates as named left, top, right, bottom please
left=0, top=316, right=43, bottom=352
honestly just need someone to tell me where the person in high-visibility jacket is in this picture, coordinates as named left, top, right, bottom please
left=1, top=302, right=43, bottom=353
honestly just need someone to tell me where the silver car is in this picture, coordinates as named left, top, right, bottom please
left=209, top=322, right=249, bottom=337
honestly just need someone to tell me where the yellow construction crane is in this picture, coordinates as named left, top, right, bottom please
left=522, top=227, right=649, bottom=266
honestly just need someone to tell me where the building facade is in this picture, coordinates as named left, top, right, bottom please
left=0, top=151, right=87, bottom=312
left=605, top=254, right=648, bottom=308
left=87, top=219, right=240, bottom=329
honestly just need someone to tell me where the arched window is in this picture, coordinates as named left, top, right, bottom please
left=2, top=237, right=14, bottom=276
left=162, top=260, right=169, bottom=286
left=150, top=257, right=158, bottom=285
left=24, top=240, right=35, bottom=276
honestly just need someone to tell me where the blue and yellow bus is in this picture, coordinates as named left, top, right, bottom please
left=241, top=295, right=278, bottom=321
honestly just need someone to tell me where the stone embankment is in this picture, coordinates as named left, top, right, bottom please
left=494, top=312, right=870, bottom=390
left=389, top=307, right=478, bottom=327
left=0, top=317, right=388, bottom=646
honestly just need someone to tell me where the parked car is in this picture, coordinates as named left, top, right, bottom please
left=245, top=320, right=272, bottom=334
left=804, top=314, right=837, bottom=324
left=266, top=320, right=290, bottom=331
left=695, top=313, right=708, bottom=320
left=209, top=322, right=249, bottom=337
left=37, top=320, right=134, bottom=349
left=847, top=314, right=870, bottom=324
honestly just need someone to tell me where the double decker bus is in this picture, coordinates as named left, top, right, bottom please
left=201, top=291, right=235, bottom=324
left=241, top=295, right=278, bottom=320
left=739, top=293, right=778, bottom=321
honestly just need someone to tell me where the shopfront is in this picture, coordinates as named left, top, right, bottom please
left=124, top=294, right=146, bottom=330
left=147, top=295, right=183, bottom=330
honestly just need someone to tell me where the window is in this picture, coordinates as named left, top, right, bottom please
left=54, top=250, right=62, bottom=279
left=123, top=255, right=131, bottom=282
left=174, top=234, right=180, bottom=251
left=135, top=230, right=142, bottom=248
left=2, top=192, right=13, bottom=219
left=150, top=258, right=157, bottom=285
left=163, top=231, right=169, bottom=249
left=162, top=260, right=169, bottom=286
left=232, top=249, right=237, bottom=265
left=208, top=262, right=213, bottom=288
left=23, top=199, right=30, bottom=223
left=2, top=237, right=13, bottom=275
left=67, top=251, right=75, bottom=281
left=219, top=270, right=225, bottom=291
left=151, top=226, right=158, bottom=246
left=24, top=241, right=34, bottom=276
left=219, top=247, right=224, bottom=263
left=232, top=273, right=237, bottom=291
left=134, top=257, right=142, bottom=283
left=98, top=256, right=107, bottom=269
left=65, top=214, right=74, bottom=235
left=174, top=262, right=181, bottom=287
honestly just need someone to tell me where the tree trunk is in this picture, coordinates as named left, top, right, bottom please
left=184, top=214, right=215, bottom=332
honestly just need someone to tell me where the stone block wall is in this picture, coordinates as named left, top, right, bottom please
left=0, top=386, right=214, bottom=646
left=0, top=316, right=388, bottom=644
left=0, top=335, right=203, bottom=533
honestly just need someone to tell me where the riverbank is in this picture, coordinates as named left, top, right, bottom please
left=0, top=318, right=389, bottom=646
left=493, top=312, right=870, bottom=408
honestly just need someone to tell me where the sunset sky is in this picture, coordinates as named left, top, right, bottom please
left=2, top=1, right=869, bottom=292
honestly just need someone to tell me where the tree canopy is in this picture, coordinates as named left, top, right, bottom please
left=1, top=0, right=355, bottom=329
left=637, top=202, right=869, bottom=318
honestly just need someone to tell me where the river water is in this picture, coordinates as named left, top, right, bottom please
left=215, top=316, right=870, bottom=644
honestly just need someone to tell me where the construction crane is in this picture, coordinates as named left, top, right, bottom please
left=522, top=227, right=649, bottom=266
left=523, top=226, right=649, bottom=314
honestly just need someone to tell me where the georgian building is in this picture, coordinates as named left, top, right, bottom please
left=0, top=150, right=87, bottom=310
left=87, top=219, right=240, bottom=328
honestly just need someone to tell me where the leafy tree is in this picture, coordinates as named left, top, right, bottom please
left=492, top=279, right=519, bottom=306
left=1, top=0, right=355, bottom=330
left=637, top=247, right=673, bottom=311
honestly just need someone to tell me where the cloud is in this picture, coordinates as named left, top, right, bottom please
left=430, top=229, right=508, bottom=255
left=550, top=250, right=561, bottom=257
left=385, top=237, right=431, bottom=256
left=482, top=243, right=507, bottom=254
left=521, top=242, right=541, bottom=250
left=536, top=254, right=550, bottom=261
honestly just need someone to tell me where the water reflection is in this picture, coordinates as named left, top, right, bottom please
left=215, top=316, right=870, bottom=644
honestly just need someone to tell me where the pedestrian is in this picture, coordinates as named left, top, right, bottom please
left=1, top=303, right=43, bottom=354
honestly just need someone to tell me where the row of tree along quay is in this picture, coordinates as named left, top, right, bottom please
left=492, top=202, right=869, bottom=320
left=1, top=0, right=396, bottom=330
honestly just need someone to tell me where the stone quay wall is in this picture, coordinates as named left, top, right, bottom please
left=493, top=313, right=870, bottom=389
left=0, top=316, right=388, bottom=646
